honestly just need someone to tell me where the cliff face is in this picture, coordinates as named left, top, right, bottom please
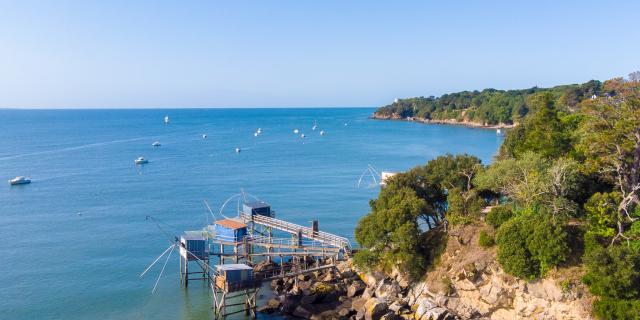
left=257, top=224, right=593, bottom=319
left=405, top=224, right=594, bottom=319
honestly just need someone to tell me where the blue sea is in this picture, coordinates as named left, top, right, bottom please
left=0, top=108, right=503, bottom=319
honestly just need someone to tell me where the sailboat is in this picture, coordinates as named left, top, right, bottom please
left=164, top=115, right=170, bottom=124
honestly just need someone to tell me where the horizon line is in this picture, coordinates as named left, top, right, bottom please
left=0, top=105, right=377, bottom=110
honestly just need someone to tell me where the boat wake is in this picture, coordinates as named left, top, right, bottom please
left=0, top=137, right=149, bottom=161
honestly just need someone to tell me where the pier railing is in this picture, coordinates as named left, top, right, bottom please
left=239, top=212, right=351, bottom=252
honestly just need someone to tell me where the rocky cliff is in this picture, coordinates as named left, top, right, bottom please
left=258, top=224, right=593, bottom=319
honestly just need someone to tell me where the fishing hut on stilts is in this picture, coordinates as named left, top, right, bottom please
left=142, top=192, right=352, bottom=319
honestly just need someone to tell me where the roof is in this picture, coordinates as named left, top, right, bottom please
left=215, top=263, right=253, bottom=271
left=215, top=218, right=247, bottom=230
left=243, top=201, right=270, bottom=209
left=181, top=233, right=205, bottom=241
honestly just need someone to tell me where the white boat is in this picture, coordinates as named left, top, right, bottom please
left=164, top=115, right=170, bottom=124
left=320, top=130, right=325, bottom=136
left=300, top=133, right=305, bottom=138
left=202, top=134, right=207, bottom=139
left=496, top=129, right=504, bottom=136
left=235, top=147, right=241, bottom=153
left=344, top=122, right=348, bottom=126
left=257, top=128, right=262, bottom=134
left=152, top=141, right=161, bottom=147
left=9, top=176, right=31, bottom=185
left=293, top=129, right=299, bottom=134
left=312, top=121, right=317, bottom=131
left=134, top=157, right=149, bottom=165
left=254, top=132, right=259, bottom=137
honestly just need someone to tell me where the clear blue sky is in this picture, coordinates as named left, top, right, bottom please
left=1, top=0, right=638, bottom=108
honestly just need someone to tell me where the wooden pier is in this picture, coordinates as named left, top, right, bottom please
left=174, top=199, right=352, bottom=319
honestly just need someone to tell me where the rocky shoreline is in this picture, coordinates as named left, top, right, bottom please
left=256, top=258, right=459, bottom=320
left=255, top=224, right=593, bottom=320
left=370, top=113, right=516, bottom=130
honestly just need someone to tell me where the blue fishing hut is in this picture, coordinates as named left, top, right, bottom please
left=242, top=201, right=273, bottom=217
left=213, top=219, right=248, bottom=243
left=214, top=263, right=254, bottom=291
left=180, top=232, right=208, bottom=261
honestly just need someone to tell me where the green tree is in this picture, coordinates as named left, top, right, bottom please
left=354, top=185, right=427, bottom=278
left=496, top=211, right=570, bottom=279
left=578, top=83, right=640, bottom=243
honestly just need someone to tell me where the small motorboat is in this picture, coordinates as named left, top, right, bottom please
left=202, top=134, right=207, bottom=139
left=320, top=130, right=325, bottom=136
left=300, top=133, right=305, bottom=138
left=235, top=147, right=241, bottom=153
left=254, top=132, right=259, bottom=137
left=134, top=157, right=149, bottom=165
left=164, top=115, right=170, bottom=124
left=9, top=176, right=31, bottom=185
left=293, top=129, right=299, bottom=134
left=257, top=128, right=262, bottom=134
left=152, top=141, right=161, bottom=147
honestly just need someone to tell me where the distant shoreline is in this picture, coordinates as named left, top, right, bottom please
left=370, top=113, right=516, bottom=130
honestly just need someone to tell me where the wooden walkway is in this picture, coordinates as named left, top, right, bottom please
left=239, top=212, right=351, bottom=252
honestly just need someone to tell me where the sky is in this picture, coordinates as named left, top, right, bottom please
left=0, top=0, right=638, bottom=108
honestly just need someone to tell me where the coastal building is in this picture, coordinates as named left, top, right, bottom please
left=242, top=201, right=272, bottom=217
left=212, top=219, right=248, bottom=243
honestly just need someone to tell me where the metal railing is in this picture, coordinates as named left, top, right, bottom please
left=239, top=212, right=351, bottom=251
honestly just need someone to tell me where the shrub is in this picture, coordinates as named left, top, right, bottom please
left=486, top=205, right=514, bottom=229
left=592, top=297, right=640, bottom=320
left=496, top=212, right=570, bottom=279
left=583, top=245, right=640, bottom=300
left=478, top=230, right=495, bottom=247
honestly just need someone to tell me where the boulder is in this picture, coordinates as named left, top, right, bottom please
left=281, top=296, right=299, bottom=314
left=413, top=298, right=436, bottom=320
left=375, top=280, right=402, bottom=300
left=293, top=305, right=312, bottom=319
left=364, top=297, right=389, bottom=320
left=362, top=287, right=375, bottom=299
left=381, top=311, right=402, bottom=320
left=348, top=281, right=367, bottom=298
left=361, top=271, right=387, bottom=288
left=301, top=294, right=319, bottom=305
left=421, top=307, right=449, bottom=320
left=298, top=274, right=311, bottom=281
left=351, top=297, right=367, bottom=311
left=339, top=307, right=352, bottom=318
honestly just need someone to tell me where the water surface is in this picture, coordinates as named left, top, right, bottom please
left=0, top=108, right=503, bottom=319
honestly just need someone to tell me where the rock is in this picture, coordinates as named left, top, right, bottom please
left=375, top=280, right=402, bottom=300
left=528, top=278, right=564, bottom=302
left=364, top=297, right=388, bottom=320
left=381, top=311, right=402, bottom=320
left=361, top=271, right=387, bottom=288
left=301, top=294, right=319, bottom=305
left=351, top=297, right=367, bottom=311
left=293, top=305, right=312, bottom=318
left=388, top=300, right=408, bottom=313
left=413, top=298, right=436, bottom=320
left=348, top=281, right=367, bottom=298
left=323, top=271, right=336, bottom=282
left=339, top=307, right=352, bottom=317
left=281, top=295, right=300, bottom=314
left=298, top=274, right=310, bottom=281
left=362, top=287, right=375, bottom=299
left=423, top=307, right=449, bottom=320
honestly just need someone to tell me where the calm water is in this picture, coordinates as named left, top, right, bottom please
left=0, top=108, right=502, bottom=319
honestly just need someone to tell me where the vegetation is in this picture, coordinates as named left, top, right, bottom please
left=355, top=73, right=640, bottom=318
left=485, top=205, right=514, bottom=229
left=478, top=230, right=495, bottom=248
left=374, top=80, right=602, bottom=125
